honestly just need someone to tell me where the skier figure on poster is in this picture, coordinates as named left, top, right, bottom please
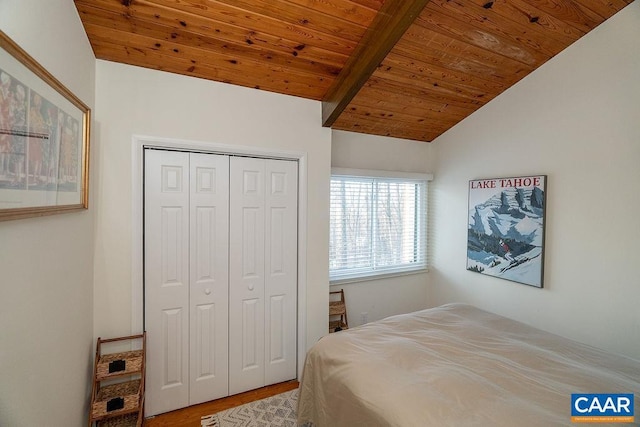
left=499, top=239, right=514, bottom=262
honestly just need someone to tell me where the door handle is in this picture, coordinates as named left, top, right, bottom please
left=205, top=288, right=211, bottom=295
left=248, top=284, right=254, bottom=291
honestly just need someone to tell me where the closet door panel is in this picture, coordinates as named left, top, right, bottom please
left=265, top=160, right=298, bottom=385
left=229, top=157, right=266, bottom=395
left=146, top=150, right=298, bottom=409
left=145, top=149, right=190, bottom=416
left=189, top=153, right=230, bottom=405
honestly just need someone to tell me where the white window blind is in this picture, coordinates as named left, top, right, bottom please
left=329, top=170, right=429, bottom=283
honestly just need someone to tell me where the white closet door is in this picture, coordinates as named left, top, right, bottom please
left=264, top=159, right=298, bottom=385
left=229, top=156, right=266, bottom=395
left=145, top=149, right=190, bottom=416
left=146, top=150, right=231, bottom=415
left=146, top=150, right=297, bottom=409
left=189, top=153, right=230, bottom=405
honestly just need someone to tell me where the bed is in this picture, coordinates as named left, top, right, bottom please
left=297, top=303, right=640, bottom=426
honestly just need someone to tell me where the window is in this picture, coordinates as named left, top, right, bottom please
left=329, top=168, right=430, bottom=283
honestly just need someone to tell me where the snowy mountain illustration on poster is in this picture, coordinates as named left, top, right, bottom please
left=467, top=175, right=547, bottom=288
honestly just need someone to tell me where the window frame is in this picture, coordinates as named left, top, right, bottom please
left=329, top=167, right=433, bottom=285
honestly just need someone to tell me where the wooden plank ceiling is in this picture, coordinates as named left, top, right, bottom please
left=75, top=0, right=632, bottom=142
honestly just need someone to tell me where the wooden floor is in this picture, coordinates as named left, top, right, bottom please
left=143, top=380, right=299, bottom=427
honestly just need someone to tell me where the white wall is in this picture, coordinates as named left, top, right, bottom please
left=0, top=1, right=96, bottom=426
left=431, top=2, right=640, bottom=360
left=331, top=130, right=433, bottom=326
left=93, top=60, right=331, bottom=369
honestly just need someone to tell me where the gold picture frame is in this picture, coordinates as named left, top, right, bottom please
left=0, top=30, right=90, bottom=221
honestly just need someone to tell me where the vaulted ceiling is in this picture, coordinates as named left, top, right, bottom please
left=75, top=0, right=632, bottom=142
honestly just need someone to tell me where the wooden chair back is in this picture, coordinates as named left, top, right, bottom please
left=329, top=289, right=348, bottom=333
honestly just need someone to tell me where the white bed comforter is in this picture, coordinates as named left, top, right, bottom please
left=297, top=304, right=640, bottom=426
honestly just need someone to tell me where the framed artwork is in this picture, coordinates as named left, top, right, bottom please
left=467, top=175, right=547, bottom=288
left=0, top=30, right=90, bottom=221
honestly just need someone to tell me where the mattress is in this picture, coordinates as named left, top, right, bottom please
left=297, top=303, right=640, bottom=426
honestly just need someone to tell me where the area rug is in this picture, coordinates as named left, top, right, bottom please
left=201, top=389, right=298, bottom=427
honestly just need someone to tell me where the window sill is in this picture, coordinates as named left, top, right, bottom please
left=330, top=268, right=429, bottom=286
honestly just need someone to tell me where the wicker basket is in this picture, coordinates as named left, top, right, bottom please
left=90, top=334, right=145, bottom=427
left=96, top=350, right=144, bottom=380
left=92, top=380, right=142, bottom=420
left=96, top=412, right=141, bottom=427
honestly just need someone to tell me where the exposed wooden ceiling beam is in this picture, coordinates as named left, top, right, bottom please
left=321, top=0, right=431, bottom=127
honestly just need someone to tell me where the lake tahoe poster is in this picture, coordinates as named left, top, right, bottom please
left=467, top=175, right=547, bottom=288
